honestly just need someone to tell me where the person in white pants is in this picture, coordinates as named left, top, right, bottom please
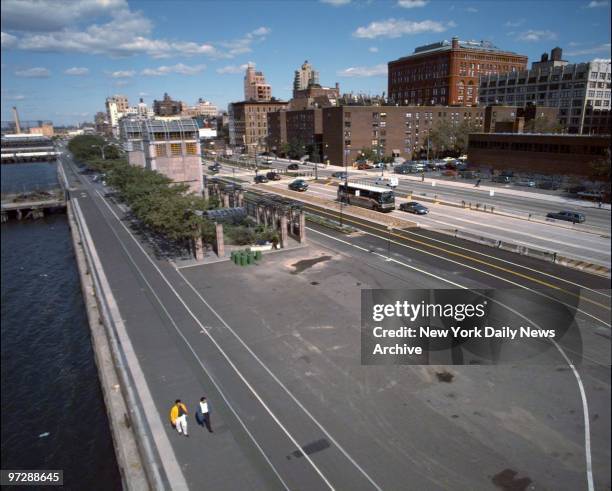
left=171, top=399, right=189, bottom=437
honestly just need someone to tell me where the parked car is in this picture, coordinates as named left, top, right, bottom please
left=515, top=179, right=536, bottom=187
left=442, top=169, right=458, bottom=177
left=208, top=164, right=221, bottom=172
left=254, top=175, right=269, bottom=183
left=537, top=180, right=561, bottom=190
left=492, top=175, right=512, bottom=183
left=266, top=171, right=282, bottom=181
left=356, top=162, right=373, bottom=170
left=374, top=176, right=399, bottom=188
left=332, top=171, right=348, bottom=179
left=546, top=210, right=585, bottom=223
left=288, top=179, right=309, bottom=192
left=399, top=202, right=429, bottom=215
left=287, top=163, right=299, bottom=170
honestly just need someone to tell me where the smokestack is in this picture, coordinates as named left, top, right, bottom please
left=12, top=106, right=21, bottom=134
left=451, top=37, right=459, bottom=49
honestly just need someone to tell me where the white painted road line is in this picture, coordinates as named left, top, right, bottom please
left=95, top=190, right=338, bottom=490
left=308, top=224, right=595, bottom=491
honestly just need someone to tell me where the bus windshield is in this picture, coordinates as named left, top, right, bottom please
left=380, top=192, right=394, bottom=204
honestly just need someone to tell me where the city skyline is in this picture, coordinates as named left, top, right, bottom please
left=1, top=0, right=611, bottom=125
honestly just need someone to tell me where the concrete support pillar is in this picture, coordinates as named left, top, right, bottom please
left=237, top=191, right=244, bottom=207
left=298, top=211, right=306, bottom=244
left=215, top=222, right=225, bottom=257
left=16, top=209, right=22, bottom=220
left=194, top=236, right=204, bottom=261
left=203, top=185, right=210, bottom=201
left=280, top=215, right=288, bottom=249
left=222, top=193, right=230, bottom=208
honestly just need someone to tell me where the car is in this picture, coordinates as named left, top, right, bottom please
left=492, top=175, right=512, bottom=183
left=374, top=176, right=399, bottom=188
left=266, top=171, right=282, bottom=181
left=515, top=180, right=536, bottom=187
left=208, top=164, right=221, bottom=172
left=287, top=163, right=299, bottom=170
left=356, top=162, right=372, bottom=170
left=288, top=179, right=308, bottom=192
left=546, top=210, right=585, bottom=223
left=399, top=201, right=429, bottom=215
left=254, top=175, right=269, bottom=183
left=332, top=171, right=348, bottom=179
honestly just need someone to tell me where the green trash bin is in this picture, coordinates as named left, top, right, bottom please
left=239, top=252, right=247, bottom=266
left=255, top=250, right=262, bottom=261
left=247, top=251, right=254, bottom=265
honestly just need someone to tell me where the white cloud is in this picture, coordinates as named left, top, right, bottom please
left=110, top=70, right=135, bottom=78
left=353, top=19, right=449, bottom=39
left=141, top=63, right=206, bottom=76
left=64, top=66, right=89, bottom=76
left=586, top=0, right=609, bottom=7
left=216, top=63, right=251, bottom=74
left=2, top=1, right=268, bottom=60
left=505, top=19, right=525, bottom=27
left=516, top=29, right=558, bottom=42
left=565, top=43, right=611, bottom=56
left=1, top=0, right=127, bottom=32
left=216, top=27, right=271, bottom=58
left=1, top=31, right=17, bottom=48
left=397, top=0, right=428, bottom=7
left=15, top=67, right=50, bottom=77
left=320, top=0, right=351, bottom=5
left=138, top=92, right=148, bottom=97
left=466, top=7, right=478, bottom=12
left=337, top=63, right=387, bottom=77
left=3, top=94, right=26, bottom=100
left=368, top=46, right=379, bottom=52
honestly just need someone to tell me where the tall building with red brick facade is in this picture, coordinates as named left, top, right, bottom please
left=388, top=37, right=527, bottom=106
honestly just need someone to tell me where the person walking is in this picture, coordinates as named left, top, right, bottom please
left=200, top=396, right=213, bottom=433
left=170, top=399, right=189, bottom=437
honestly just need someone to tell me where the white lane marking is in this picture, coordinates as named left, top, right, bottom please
left=310, top=223, right=596, bottom=491
left=72, top=199, right=187, bottom=490
left=95, top=190, right=336, bottom=490
left=87, top=199, right=291, bottom=491
left=305, top=211, right=611, bottom=326
left=175, top=267, right=385, bottom=490
left=301, top=182, right=611, bottom=298
left=307, top=227, right=466, bottom=289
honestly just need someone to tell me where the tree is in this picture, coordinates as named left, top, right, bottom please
left=429, top=119, right=454, bottom=157
left=523, top=116, right=565, bottom=134
left=68, top=134, right=120, bottom=161
left=357, top=147, right=377, bottom=162
left=454, top=119, right=480, bottom=155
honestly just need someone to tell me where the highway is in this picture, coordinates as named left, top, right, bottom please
left=59, top=150, right=611, bottom=490
left=222, top=156, right=611, bottom=232
left=207, top=160, right=612, bottom=269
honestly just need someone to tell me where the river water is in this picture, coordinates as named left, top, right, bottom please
left=1, top=162, right=121, bottom=489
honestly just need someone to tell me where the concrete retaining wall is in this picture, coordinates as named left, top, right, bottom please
left=68, top=201, right=153, bottom=491
left=441, top=227, right=610, bottom=278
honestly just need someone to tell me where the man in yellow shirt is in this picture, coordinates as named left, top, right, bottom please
left=169, top=399, right=189, bottom=437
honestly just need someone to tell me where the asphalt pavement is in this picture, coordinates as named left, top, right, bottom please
left=61, top=153, right=611, bottom=490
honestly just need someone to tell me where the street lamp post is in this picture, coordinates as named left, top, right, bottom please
left=91, top=143, right=113, bottom=160
left=387, top=225, right=393, bottom=259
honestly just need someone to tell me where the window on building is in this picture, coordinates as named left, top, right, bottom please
left=154, top=143, right=167, bottom=157
left=170, top=143, right=182, bottom=156
left=186, top=142, right=198, bottom=155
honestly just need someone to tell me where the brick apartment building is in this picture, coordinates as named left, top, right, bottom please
left=468, top=133, right=610, bottom=177
left=268, top=108, right=324, bottom=157
left=483, top=104, right=559, bottom=133
left=388, top=37, right=527, bottom=106
left=228, top=100, right=288, bottom=154
left=153, top=93, right=184, bottom=117
left=321, top=105, right=486, bottom=165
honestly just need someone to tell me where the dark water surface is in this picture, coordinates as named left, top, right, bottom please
left=1, top=163, right=121, bottom=490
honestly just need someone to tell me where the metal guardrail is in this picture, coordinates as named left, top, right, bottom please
left=71, top=201, right=166, bottom=491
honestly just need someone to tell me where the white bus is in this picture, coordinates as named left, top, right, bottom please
left=337, top=182, right=395, bottom=212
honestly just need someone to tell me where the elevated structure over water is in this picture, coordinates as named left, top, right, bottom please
left=1, top=134, right=59, bottom=163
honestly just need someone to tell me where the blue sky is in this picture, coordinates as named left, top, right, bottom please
left=1, top=0, right=610, bottom=125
